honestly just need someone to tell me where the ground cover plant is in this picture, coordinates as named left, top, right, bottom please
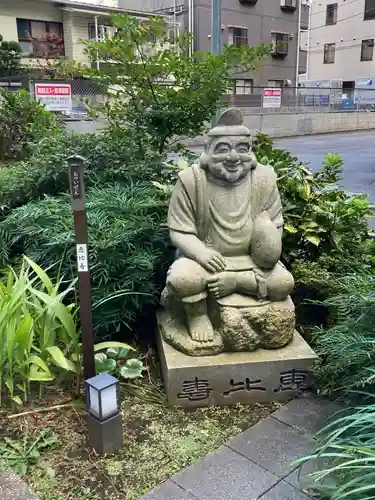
left=0, top=386, right=280, bottom=500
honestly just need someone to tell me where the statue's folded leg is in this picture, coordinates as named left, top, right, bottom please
left=166, top=257, right=214, bottom=342
left=235, top=262, right=294, bottom=301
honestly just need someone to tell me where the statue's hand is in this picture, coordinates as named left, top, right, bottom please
left=196, top=248, right=226, bottom=273
left=207, top=271, right=237, bottom=298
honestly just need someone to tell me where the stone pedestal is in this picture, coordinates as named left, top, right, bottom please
left=157, top=310, right=318, bottom=408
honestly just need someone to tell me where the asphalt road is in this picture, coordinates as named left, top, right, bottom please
left=274, top=131, right=375, bottom=202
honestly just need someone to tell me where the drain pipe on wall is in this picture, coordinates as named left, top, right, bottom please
left=94, top=15, right=100, bottom=71
left=295, top=0, right=301, bottom=93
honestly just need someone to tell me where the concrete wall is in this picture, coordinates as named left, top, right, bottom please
left=66, top=111, right=375, bottom=139
left=186, top=111, right=375, bottom=145
left=307, top=0, right=375, bottom=81
left=242, top=111, right=375, bottom=138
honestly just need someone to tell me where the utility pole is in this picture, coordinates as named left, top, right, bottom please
left=211, top=0, right=221, bottom=56
left=211, top=0, right=222, bottom=124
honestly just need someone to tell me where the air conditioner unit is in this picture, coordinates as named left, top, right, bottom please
left=280, top=0, right=297, bottom=10
left=239, top=0, right=259, bottom=5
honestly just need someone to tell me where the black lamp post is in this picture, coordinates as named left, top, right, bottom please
left=85, top=373, right=123, bottom=456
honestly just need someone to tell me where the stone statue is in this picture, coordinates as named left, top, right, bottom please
left=159, top=108, right=295, bottom=356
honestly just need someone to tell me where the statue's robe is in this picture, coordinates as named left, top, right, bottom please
left=168, top=162, right=284, bottom=273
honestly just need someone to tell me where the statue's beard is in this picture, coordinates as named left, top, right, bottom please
left=207, top=162, right=251, bottom=183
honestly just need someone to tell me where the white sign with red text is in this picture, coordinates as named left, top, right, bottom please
left=34, top=82, right=72, bottom=112
left=263, top=88, right=282, bottom=108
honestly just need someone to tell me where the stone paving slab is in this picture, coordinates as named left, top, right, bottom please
left=259, top=480, right=313, bottom=500
left=0, top=473, right=39, bottom=500
left=225, top=415, right=315, bottom=478
left=271, top=392, right=342, bottom=435
left=171, top=445, right=280, bottom=500
left=141, top=479, right=197, bottom=499
left=140, top=392, right=342, bottom=500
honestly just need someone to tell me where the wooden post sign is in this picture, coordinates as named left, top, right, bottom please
left=68, top=155, right=95, bottom=380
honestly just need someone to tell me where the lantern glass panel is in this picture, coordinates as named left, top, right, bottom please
left=102, top=384, right=118, bottom=419
left=86, top=373, right=119, bottom=421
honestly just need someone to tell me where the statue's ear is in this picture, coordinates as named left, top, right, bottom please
left=250, top=151, right=258, bottom=169
left=199, top=152, right=209, bottom=168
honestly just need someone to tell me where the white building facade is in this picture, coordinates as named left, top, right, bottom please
left=305, top=0, right=375, bottom=88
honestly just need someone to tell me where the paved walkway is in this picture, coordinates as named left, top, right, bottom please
left=0, top=473, right=38, bottom=500
left=141, top=392, right=341, bottom=500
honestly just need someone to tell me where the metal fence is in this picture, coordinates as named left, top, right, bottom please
left=5, top=78, right=375, bottom=117
left=226, top=86, right=375, bottom=114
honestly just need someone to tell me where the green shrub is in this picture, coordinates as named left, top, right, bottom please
left=253, top=134, right=372, bottom=267
left=0, top=34, right=22, bottom=77
left=298, top=398, right=375, bottom=499
left=0, top=185, right=171, bottom=334
left=252, top=134, right=374, bottom=332
left=311, top=271, right=375, bottom=394
left=0, top=89, right=61, bottom=162
left=0, top=129, right=167, bottom=211
left=0, top=255, right=80, bottom=406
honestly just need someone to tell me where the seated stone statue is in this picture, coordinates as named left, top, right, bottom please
left=159, top=108, right=295, bottom=356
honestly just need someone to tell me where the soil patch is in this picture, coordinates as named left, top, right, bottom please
left=0, top=383, right=282, bottom=500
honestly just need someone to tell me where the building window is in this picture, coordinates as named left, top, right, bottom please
left=326, top=4, right=338, bottom=25
left=228, top=27, right=248, bottom=48
left=88, top=24, right=117, bottom=41
left=16, top=19, right=64, bottom=57
left=364, top=0, right=375, bottom=20
left=234, top=79, right=253, bottom=95
left=271, top=33, right=289, bottom=56
left=361, top=39, right=374, bottom=60
left=323, top=43, right=335, bottom=63
left=268, top=80, right=284, bottom=87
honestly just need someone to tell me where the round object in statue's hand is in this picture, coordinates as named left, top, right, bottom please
left=251, top=212, right=282, bottom=269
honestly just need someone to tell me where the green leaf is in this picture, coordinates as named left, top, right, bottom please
left=27, top=355, right=51, bottom=374
left=284, top=224, right=298, bottom=234
left=94, top=353, right=116, bottom=374
left=107, top=347, right=129, bottom=359
left=23, top=256, right=53, bottom=294
left=120, top=359, right=145, bottom=379
left=94, top=341, right=134, bottom=353
left=28, top=365, right=55, bottom=382
left=305, top=235, right=321, bottom=246
left=11, top=396, right=23, bottom=406
left=46, top=346, right=76, bottom=373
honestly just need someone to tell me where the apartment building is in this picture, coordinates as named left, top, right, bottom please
left=305, top=0, right=375, bottom=87
left=121, top=0, right=310, bottom=89
left=0, top=0, right=159, bottom=67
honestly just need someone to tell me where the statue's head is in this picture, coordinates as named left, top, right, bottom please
left=199, top=108, right=256, bottom=183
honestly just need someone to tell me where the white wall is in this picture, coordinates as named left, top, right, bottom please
left=0, top=0, right=62, bottom=42
left=307, top=0, right=375, bottom=81
left=0, top=0, right=106, bottom=65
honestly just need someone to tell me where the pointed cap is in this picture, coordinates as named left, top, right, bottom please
left=207, top=108, right=251, bottom=137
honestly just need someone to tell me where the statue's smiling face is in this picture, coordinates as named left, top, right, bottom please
left=207, top=136, right=252, bottom=183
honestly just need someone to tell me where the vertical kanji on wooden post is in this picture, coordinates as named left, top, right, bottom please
left=68, top=155, right=95, bottom=379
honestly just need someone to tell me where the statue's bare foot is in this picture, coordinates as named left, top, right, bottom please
left=207, top=271, right=237, bottom=299
left=188, top=314, right=214, bottom=342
